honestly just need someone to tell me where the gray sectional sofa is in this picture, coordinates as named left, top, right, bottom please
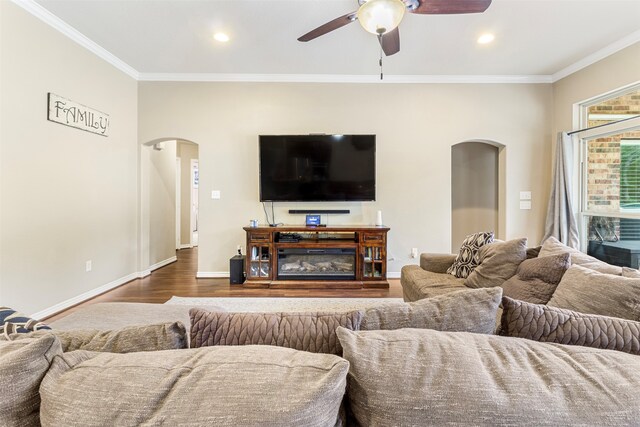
left=2, top=237, right=640, bottom=426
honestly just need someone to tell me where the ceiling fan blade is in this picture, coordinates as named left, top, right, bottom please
left=410, top=0, right=492, bottom=14
left=298, top=12, right=358, bottom=42
left=379, top=28, right=400, bottom=56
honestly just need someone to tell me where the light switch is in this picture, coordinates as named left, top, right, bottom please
left=211, top=190, right=221, bottom=199
left=520, top=191, right=532, bottom=200
left=520, top=201, right=532, bottom=210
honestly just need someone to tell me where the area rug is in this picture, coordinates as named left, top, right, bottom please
left=165, top=296, right=403, bottom=312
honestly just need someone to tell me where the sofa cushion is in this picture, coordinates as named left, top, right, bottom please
left=526, top=245, right=542, bottom=259
left=361, top=287, right=502, bottom=334
left=40, top=346, right=348, bottom=427
left=0, top=334, right=62, bottom=427
left=500, top=253, right=571, bottom=305
left=400, top=264, right=467, bottom=302
left=623, top=267, right=640, bottom=278
left=446, top=231, right=495, bottom=278
left=539, top=236, right=622, bottom=275
left=9, top=322, right=187, bottom=353
left=336, top=327, right=640, bottom=427
left=501, top=296, right=640, bottom=355
left=189, top=309, right=363, bottom=355
left=0, top=307, right=50, bottom=338
left=465, top=238, right=528, bottom=288
left=548, top=265, right=640, bottom=321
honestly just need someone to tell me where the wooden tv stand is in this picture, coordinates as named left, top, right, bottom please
left=243, top=225, right=390, bottom=289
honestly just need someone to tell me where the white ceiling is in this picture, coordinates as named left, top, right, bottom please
left=30, top=0, right=640, bottom=79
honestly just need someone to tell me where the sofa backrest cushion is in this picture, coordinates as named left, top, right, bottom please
left=539, top=236, right=622, bottom=275
left=9, top=322, right=187, bottom=353
left=361, top=287, right=502, bottom=334
left=446, top=231, right=495, bottom=278
left=0, top=334, right=62, bottom=427
left=40, top=346, right=348, bottom=427
left=465, top=238, right=528, bottom=288
left=190, top=309, right=364, bottom=355
left=500, top=253, right=570, bottom=305
left=623, top=267, right=640, bottom=278
left=548, top=264, right=640, bottom=321
left=336, top=327, right=640, bottom=427
left=501, top=296, right=640, bottom=355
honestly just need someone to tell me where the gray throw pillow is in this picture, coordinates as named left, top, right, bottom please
left=361, top=287, right=502, bottom=334
left=0, top=334, right=62, bottom=427
left=40, top=346, right=348, bottom=427
left=336, top=327, right=640, bottom=427
left=539, top=236, right=622, bottom=275
left=500, top=253, right=570, bottom=305
left=8, top=322, right=188, bottom=353
left=465, top=238, right=528, bottom=288
left=501, top=296, right=640, bottom=355
left=446, top=231, right=495, bottom=278
left=189, top=309, right=364, bottom=355
left=548, top=264, right=640, bottom=321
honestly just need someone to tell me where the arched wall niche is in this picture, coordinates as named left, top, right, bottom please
left=451, top=139, right=506, bottom=252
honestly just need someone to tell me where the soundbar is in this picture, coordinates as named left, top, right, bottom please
left=288, top=209, right=350, bottom=214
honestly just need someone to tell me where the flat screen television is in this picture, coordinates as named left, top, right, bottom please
left=259, top=134, right=376, bottom=202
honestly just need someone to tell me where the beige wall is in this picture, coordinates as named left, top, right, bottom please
left=177, top=141, right=199, bottom=246
left=0, top=2, right=138, bottom=315
left=138, top=82, right=553, bottom=274
left=553, top=43, right=640, bottom=134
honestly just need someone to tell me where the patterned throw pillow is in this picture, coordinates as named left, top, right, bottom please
left=446, top=231, right=495, bottom=278
left=0, top=307, right=51, bottom=339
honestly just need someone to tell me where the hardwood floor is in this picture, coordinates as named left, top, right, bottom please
left=46, top=247, right=403, bottom=322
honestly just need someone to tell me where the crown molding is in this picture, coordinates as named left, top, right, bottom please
left=11, top=0, right=139, bottom=80
left=138, top=73, right=553, bottom=84
left=12, top=0, right=637, bottom=85
left=552, top=29, right=640, bottom=83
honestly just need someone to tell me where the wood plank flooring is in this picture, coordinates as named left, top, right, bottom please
left=46, top=247, right=403, bottom=322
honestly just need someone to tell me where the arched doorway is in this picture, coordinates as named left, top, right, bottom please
left=451, top=140, right=505, bottom=252
left=140, top=138, right=199, bottom=274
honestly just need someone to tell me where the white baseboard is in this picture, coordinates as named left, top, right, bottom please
left=387, top=272, right=401, bottom=279
left=148, top=256, right=177, bottom=272
left=32, top=256, right=178, bottom=320
left=31, top=272, right=139, bottom=320
left=196, top=271, right=230, bottom=278
left=179, top=244, right=193, bottom=250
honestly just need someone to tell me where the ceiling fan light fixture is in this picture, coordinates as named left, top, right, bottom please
left=357, top=0, right=406, bottom=35
left=213, top=32, right=230, bottom=42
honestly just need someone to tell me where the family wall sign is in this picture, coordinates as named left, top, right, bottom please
left=47, top=93, right=110, bottom=137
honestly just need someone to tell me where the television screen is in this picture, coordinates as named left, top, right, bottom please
left=259, top=135, right=376, bottom=202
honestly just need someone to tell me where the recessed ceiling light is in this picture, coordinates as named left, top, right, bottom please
left=214, top=32, right=230, bottom=43
left=477, top=33, right=495, bottom=44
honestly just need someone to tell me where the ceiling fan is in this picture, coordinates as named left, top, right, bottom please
left=298, top=0, right=492, bottom=56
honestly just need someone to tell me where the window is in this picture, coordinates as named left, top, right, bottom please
left=578, top=84, right=640, bottom=268
left=621, top=139, right=640, bottom=210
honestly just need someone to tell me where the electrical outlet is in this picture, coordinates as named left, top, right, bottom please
left=237, top=245, right=243, bottom=255
left=411, top=248, right=418, bottom=259
left=85, top=260, right=92, bottom=272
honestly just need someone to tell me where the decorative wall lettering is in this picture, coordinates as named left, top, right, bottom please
left=47, top=93, right=110, bottom=136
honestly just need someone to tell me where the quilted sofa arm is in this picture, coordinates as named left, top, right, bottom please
left=419, top=253, right=456, bottom=273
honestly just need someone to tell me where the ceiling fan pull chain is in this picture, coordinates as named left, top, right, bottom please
left=378, top=35, right=384, bottom=80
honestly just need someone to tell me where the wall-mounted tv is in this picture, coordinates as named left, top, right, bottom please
left=259, top=134, right=376, bottom=202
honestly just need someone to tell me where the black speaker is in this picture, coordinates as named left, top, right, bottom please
left=229, top=255, right=245, bottom=285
